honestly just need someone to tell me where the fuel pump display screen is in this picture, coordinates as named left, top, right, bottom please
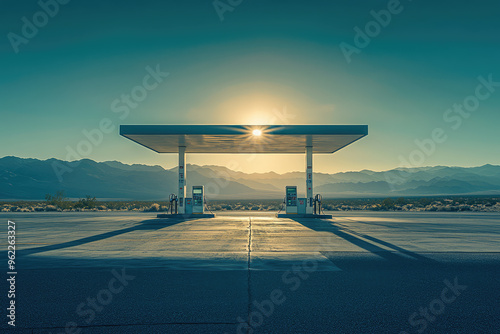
left=286, top=187, right=297, bottom=206
left=193, top=188, right=203, bottom=206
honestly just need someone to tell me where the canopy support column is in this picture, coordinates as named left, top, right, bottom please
left=178, top=146, right=186, bottom=214
left=306, top=146, right=313, bottom=214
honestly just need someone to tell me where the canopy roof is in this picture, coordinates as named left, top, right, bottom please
left=120, top=125, right=368, bottom=154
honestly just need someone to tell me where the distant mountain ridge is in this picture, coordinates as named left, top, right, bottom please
left=1, top=156, right=499, bottom=200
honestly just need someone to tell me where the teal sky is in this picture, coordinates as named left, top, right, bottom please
left=1, top=0, right=499, bottom=174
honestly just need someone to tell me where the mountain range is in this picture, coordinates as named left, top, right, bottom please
left=1, top=156, right=500, bottom=200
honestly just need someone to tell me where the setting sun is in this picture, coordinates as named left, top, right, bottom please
left=252, top=129, right=262, bottom=136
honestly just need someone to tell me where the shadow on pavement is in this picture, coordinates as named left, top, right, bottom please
left=20, top=218, right=186, bottom=256
left=294, top=218, right=437, bottom=265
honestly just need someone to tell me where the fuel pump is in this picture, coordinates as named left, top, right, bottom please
left=157, top=186, right=214, bottom=219
left=277, top=188, right=331, bottom=219
left=285, top=186, right=298, bottom=214
left=168, top=194, right=178, bottom=214
left=314, top=194, right=322, bottom=215
left=192, top=186, right=205, bottom=214
left=279, top=196, right=286, bottom=213
left=203, top=195, right=215, bottom=214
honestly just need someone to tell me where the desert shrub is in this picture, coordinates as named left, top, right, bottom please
left=74, top=195, right=97, bottom=209
left=395, top=197, right=406, bottom=205
left=45, top=191, right=72, bottom=210
left=147, top=203, right=161, bottom=212
left=45, top=205, right=57, bottom=211
left=381, top=198, right=394, bottom=209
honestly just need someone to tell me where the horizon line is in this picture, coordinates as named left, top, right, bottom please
left=1, top=155, right=498, bottom=175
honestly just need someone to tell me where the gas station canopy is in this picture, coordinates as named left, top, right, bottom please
left=120, top=124, right=368, bottom=217
left=119, top=125, right=368, bottom=154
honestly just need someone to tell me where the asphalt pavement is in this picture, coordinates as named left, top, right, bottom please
left=1, top=211, right=499, bottom=333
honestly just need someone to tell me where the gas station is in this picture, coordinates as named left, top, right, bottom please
left=119, top=124, right=368, bottom=218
